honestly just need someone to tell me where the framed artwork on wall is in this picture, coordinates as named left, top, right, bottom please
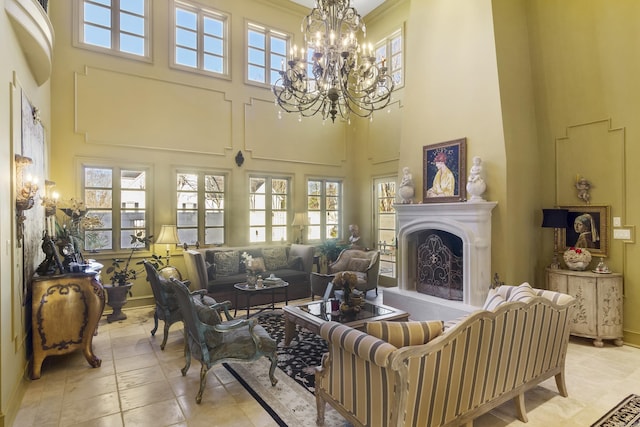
left=557, top=205, right=610, bottom=257
left=423, top=138, right=466, bottom=203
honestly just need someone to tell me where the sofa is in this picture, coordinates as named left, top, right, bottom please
left=183, top=244, right=314, bottom=307
left=310, top=248, right=380, bottom=300
left=315, top=283, right=576, bottom=427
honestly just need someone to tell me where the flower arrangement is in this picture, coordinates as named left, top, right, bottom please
left=241, top=252, right=255, bottom=272
left=55, top=198, right=103, bottom=252
left=563, top=247, right=592, bottom=271
left=241, top=252, right=259, bottom=287
left=332, top=271, right=363, bottom=313
left=107, top=232, right=152, bottom=286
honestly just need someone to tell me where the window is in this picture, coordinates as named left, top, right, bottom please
left=82, top=166, right=149, bottom=251
left=375, top=28, right=404, bottom=87
left=374, top=177, right=396, bottom=280
left=176, top=172, right=225, bottom=246
left=249, top=176, right=289, bottom=243
left=247, top=22, right=289, bottom=86
left=173, top=1, right=229, bottom=77
left=307, top=179, right=342, bottom=241
left=78, top=0, right=150, bottom=58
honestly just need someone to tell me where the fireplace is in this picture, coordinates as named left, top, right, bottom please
left=383, top=201, right=497, bottom=320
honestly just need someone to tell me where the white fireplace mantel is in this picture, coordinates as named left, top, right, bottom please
left=384, top=201, right=497, bottom=320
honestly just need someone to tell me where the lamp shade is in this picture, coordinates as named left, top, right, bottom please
left=155, top=225, right=180, bottom=245
left=292, top=212, right=310, bottom=227
left=541, top=209, right=569, bottom=228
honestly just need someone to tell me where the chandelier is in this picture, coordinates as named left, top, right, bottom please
left=272, top=0, right=394, bottom=123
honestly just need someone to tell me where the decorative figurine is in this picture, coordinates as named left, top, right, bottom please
left=575, top=176, right=592, bottom=204
left=466, top=156, right=486, bottom=202
left=348, top=224, right=361, bottom=247
left=398, top=166, right=415, bottom=204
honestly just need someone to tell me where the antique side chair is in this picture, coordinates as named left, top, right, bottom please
left=143, top=261, right=225, bottom=350
left=169, top=278, right=278, bottom=403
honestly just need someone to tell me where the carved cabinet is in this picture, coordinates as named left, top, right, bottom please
left=546, top=268, right=623, bottom=347
left=31, top=272, right=105, bottom=379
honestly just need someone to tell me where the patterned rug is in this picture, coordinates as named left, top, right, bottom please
left=253, top=310, right=328, bottom=394
left=592, top=394, right=640, bottom=427
left=223, top=310, right=349, bottom=426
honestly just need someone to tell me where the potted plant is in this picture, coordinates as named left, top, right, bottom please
left=104, top=232, right=152, bottom=322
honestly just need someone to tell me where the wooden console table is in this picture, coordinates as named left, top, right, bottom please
left=546, top=268, right=623, bottom=347
left=31, top=272, right=105, bottom=379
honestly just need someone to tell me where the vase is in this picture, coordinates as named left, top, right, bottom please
left=246, top=272, right=257, bottom=288
left=563, top=248, right=592, bottom=271
left=104, top=283, right=133, bottom=322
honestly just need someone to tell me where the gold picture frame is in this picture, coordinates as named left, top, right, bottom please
left=557, top=205, right=610, bottom=257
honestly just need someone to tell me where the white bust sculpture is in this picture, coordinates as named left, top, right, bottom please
left=466, top=156, right=486, bottom=202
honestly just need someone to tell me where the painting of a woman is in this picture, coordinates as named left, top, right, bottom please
left=573, top=213, right=599, bottom=248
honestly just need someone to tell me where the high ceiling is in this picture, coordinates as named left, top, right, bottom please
left=288, top=0, right=386, bottom=17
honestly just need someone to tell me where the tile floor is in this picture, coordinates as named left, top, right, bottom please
left=13, top=290, right=640, bottom=427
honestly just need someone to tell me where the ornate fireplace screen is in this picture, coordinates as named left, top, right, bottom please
left=416, top=233, right=463, bottom=300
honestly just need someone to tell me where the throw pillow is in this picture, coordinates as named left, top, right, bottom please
left=483, top=288, right=507, bottom=311
left=250, top=257, right=266, bottom=273
left=347, top=257, right=370, bottom=272
left=507, top=282, right=537, bottom=303
left=205, top=261, right=216, bottom=281
left=263, top=247, right=289, bottom=271
left=214, top=251, right=240, bottom=276
left=287, top=255, right=303, bottom=271
left=366, top=320, right=444, bottom=348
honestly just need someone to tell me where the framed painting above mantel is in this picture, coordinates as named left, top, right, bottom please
left=423, top=138, right=466, bottom=203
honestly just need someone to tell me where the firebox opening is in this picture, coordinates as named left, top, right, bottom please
left=415, top=230, right=463, bottom=301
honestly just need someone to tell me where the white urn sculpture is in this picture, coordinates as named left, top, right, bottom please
left=466, top=156, right=487, bottom=202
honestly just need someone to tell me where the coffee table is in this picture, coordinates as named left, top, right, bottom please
left=234, top=281, right=289, bottom=318
left=283, top=300, right=408, bottom=346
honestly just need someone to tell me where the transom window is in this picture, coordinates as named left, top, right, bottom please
left=307, top=179, right=342, bottom=241
left=247, top=22, right=289, bottom=86
left=173, top=1, right=229, bottom=77
left=249, top=176, right=289, bottom=243
left=78, top=0, right=150, bottom=58
left=176, top=172, right=225, bottom=246
left=375, top=28, right=404, bottom=88
left=82, top=166, right=149, bottom=251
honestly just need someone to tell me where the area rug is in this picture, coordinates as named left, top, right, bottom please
left=223, top=310, right=349, bottom=426
left=591, top=394, right=640, bottom=427
left=253, top=310, right=328, bottom=394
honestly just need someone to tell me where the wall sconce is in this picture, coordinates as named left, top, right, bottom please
left=15, top=154, right=39, bottom=247
left=541, top=208, right=568, bottom=269
left=292, top=212, right=310, bottom=244
left=155, top=225, right=180, bottom=265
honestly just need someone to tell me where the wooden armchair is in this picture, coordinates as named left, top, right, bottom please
left=143, top=261, right=225, bottom=350
left=169, top=278, right=278, bottom=403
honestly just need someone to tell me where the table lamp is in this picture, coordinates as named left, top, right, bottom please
left=155, top=225, right=180, bottom=265
left=292, top=212, right=309, bottom=244
left=541, top=208, right=568, bottom=269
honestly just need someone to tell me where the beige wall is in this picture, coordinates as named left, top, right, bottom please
left=525, top=0, right=640, bottom=345
left=48, top=0, right=359, bottom=306
left=3, top=0, right=640, bottom=422
left=1, top=0, right=53, bottom=423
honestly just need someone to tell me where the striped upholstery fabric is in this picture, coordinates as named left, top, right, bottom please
left=318, top=322, right=397, bottom=426
left=366, top=321, right=444, bottom=348
left=482, top=288, right=507, bottom=310
left=495, top=282, right=537, bottom=302
left=315, top=287, right=575, bottom=427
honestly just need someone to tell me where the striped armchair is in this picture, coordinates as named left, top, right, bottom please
left=315, top=286, right=575, bottom=427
